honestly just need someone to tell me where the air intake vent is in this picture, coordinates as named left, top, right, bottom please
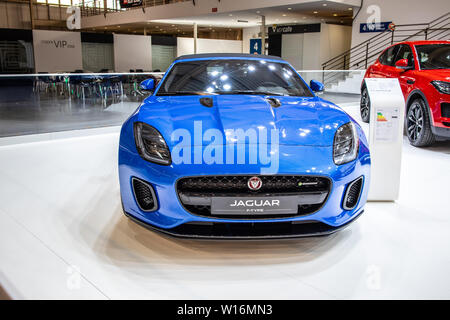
left=132, top=178, right=157, bottom=211
left=343, top=177, right=363, bottom=210
left=442, top=103, right=450, bottom=118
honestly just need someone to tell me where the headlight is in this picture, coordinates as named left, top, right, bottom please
left=431, top=81, right=450, bottom=94
left=134, top=122, right=171, bottom=165
left=333, top=122, right=359, bottom=165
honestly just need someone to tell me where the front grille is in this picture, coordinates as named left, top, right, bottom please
left=177, top=175, right=331, bottom=219
left=342, top=177, right=363, bottom=210
left=442, top=103, right=450, bottom=118
left=132, top=177, right=157, bottom=211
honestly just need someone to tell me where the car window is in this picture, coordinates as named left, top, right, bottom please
left=415, top=44, right=450, bottom=70
left=157, top=59, right=314, bottom=97
left=379, top=45, right=400, bottom=66
left=395, top=45, right=414, bottom=67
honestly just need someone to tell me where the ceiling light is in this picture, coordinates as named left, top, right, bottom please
left=256, top=11, right=260, bottom=14
left=288, top=8, right=292, bottom=10
left=229, top=14, right=233, bottom=16
left=323, top=3, right=327, bottom=6
left=349, top=8, right=353, bottom=10
left=282, top=14, right=287, bottom=17
left=333, top=13, right=338, bottom=16
left=314, top=11, right=318, bottom=14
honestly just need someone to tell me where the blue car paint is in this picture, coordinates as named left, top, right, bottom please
left=119, top=55, right=371, bottom=233
left=140, top=78, right=155, bottom=91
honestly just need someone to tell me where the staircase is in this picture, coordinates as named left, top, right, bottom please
left=322, top=11, right=450, bottom=92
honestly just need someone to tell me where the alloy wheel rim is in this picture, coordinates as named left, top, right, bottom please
left=407, top=103, right=424, bottom=142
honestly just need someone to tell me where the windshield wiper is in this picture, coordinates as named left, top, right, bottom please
left=157, top=91, right=290, bottom=96
left=213, top=90, right=287, bottom=96
left=157, top=91, right=206, bottom=96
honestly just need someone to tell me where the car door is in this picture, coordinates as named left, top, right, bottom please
left=393, top=44, right=417, bottom=99
left=369, top=44, right=400, bottom=78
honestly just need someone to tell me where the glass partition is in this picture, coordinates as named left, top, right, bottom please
left=0, top=70, right=364, bottom=138
left=0, top=72, right=163, bottom=138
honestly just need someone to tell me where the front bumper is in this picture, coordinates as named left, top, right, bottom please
left=124, top=210, right=365, bottom=240
left=119, top=118, right=371, bottom=239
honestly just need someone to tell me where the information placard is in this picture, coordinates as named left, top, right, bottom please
left=365, top=78, right=405, bottom=201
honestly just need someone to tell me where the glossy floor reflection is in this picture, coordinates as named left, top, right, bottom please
left=0, top=104, right=449, bottom=299
left=0, top=92, right=359, bottom=138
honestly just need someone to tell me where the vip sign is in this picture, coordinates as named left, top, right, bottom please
left=32, top=30, right=83, bottom=72
left=40, top=40, right=75, bottom=49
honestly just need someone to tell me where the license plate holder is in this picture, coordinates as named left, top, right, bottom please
left=211, top=196, right=298, bottom=215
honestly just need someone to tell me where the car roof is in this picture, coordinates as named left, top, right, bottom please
left=395, top=40, right=450, bottom=46
left=174, top=53, right=286, bottom=62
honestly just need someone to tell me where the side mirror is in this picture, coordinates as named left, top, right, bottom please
left=310, top=80, right=324, bottom=93
left=140, top=78, right=155, bottom=92
left=395, top=59, right=411, bottom=70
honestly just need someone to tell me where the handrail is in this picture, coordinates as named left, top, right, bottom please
left=322, top=11, right=449, bottom=69
left=322, top=11, right=449, bottom=87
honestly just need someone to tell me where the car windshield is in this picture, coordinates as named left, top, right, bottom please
left=415, top=44, right=450, bottom=70
left=156, top=59, right=314, bottom=97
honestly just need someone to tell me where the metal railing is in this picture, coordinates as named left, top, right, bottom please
left=322, top=12, right=450, bottom=87
left=79, top=0, right=191, bottom=17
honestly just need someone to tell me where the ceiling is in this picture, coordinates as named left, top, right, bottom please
left=152, top=1, right=356, bottom=28
left=82, top=0, right=357, bottom=37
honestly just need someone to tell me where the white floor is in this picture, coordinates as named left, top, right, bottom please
left=0, top=104, right=449, bottom=300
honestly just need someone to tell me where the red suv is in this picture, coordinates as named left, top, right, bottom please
left=361, top=40, right=450, bottom=147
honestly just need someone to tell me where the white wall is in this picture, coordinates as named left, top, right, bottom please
left=272, top=23, right=351, bottom=71
left=113, top=34, right=152, bottom=72
left=320, top=24, right=352, bottom=66
left=176, top=38, right=242, bottom=57
left=282, top=33, right=304, bottom=70
left=351, top=0, right=449, bottom=48
left=32, top=30, right=82, bottom=73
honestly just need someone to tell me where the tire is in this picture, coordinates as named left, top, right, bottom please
left=406, top=98, right=435, bottom=147
left=360, top=87, right=370, bottom=123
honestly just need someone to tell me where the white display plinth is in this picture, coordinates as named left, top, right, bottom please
left=365, top=78, right=405, bottom=201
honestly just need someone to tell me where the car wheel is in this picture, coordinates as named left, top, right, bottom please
left=360, top=87, right=370, bottom=123
left=406, top=98, right=435, bottom=147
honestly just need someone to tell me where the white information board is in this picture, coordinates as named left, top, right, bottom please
left=33, top=30, right=83, bottom=73
left=365, top=78, right=405, bottom=201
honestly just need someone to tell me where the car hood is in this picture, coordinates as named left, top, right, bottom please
left=137, top=95, right=351, bottom=147
left=417, top=69, right=450, bottom=82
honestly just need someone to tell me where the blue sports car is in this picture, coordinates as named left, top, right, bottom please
left=119, top=53, right=370, bottom=239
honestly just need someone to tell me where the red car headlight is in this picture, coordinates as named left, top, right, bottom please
left=431, top=81, right=450, bottom=95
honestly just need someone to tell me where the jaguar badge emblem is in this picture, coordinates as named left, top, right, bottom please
left=248, top=177, right=263, bottom=191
